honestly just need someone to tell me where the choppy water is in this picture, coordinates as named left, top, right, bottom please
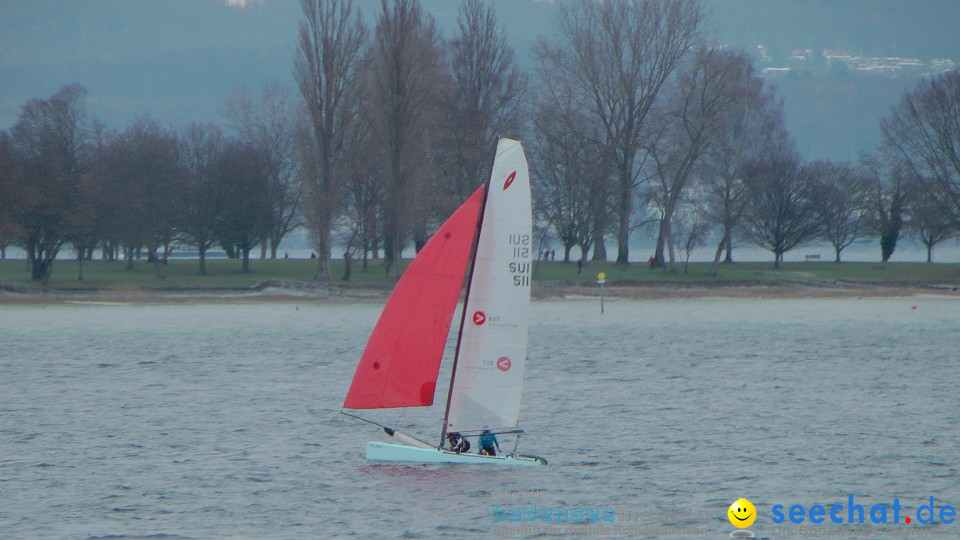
left=1, top=297, right=958, bottom=539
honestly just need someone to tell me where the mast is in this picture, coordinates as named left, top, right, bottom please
left=439, top=142, right=499, bottom=447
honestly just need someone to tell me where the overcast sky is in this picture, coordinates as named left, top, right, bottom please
left=2, top=0, right=958, bottom=150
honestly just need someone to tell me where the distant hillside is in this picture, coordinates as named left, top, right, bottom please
left=705, top=0, right=960, bottom=161
left=706, top=0, right=960, bottom=61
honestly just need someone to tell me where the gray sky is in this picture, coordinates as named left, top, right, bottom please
left=1, top=0, right=958, bottom=159
left=0, top=0, right=549, bottom=129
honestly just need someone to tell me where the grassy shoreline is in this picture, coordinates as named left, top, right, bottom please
left=2, top=258, right=959, bottom=303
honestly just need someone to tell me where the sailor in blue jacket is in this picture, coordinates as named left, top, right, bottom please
left=478, top=429, right=500, bottom=456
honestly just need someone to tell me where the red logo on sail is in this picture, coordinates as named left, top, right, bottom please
left=496, top=356, right=512, bottom=371
left=473, top=311, right=486, bottom=325
left=503, top=171, right=516, bottom=191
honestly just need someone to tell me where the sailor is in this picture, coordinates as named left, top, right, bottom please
left=447, top=432, right=470, bottom=454
left=478, top=429, right=500, bottom=456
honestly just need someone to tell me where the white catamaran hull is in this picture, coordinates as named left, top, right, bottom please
left=367, top=442, right=546, bottom=466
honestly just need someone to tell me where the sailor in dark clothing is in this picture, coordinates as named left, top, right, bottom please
left=446, top=432, right=470, bottom=454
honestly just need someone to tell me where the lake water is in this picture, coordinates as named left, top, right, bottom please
left=1, top=297, right=958, bottom=539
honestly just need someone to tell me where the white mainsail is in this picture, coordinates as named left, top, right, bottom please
left=445, top=138, right=532, bottom=433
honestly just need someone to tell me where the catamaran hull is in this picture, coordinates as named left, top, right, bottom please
left=367, top=442, right=546, bottom=466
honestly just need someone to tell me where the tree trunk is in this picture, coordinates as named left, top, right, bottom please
left=578, top=243, right=591, bottom=264
left=655, top=208, right=677, bottom=270
left=414, top=231, right=427, bottom=253
left=315, top=225, right=332, bottom=280
left=592, top=235, right=607, bottom=261
left=709, top=239, right=724, bottom=276
left=653, top=233, right=666, bottom=268
left=665, top=226, right=676, bottom=272
left=29, top=244, right=54, bottom=281
left=361, top=237, right=369, bottom=272
left=270, top=236, right=280, bottom=259
left=383, top=232, right=396, bottom=278
left=616, top=178, right=631, bottom=265
left=241, top=246, right=251, bottom=273
left=199, top=247, right=208, bottom=275
left=31, top=259, right=52, bottom=281
left=723, top=230, right=734, bottom=263
left=342, top=251, right=352, bottom=281
left=27, top=243, right=36, bottom=277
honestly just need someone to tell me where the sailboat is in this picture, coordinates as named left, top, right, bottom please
left=341, top=138, right=546, bottom=466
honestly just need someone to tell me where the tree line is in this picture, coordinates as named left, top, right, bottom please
left=1, top=0, right=958, bottom=283
left=0, top=83, right=299, bottom=280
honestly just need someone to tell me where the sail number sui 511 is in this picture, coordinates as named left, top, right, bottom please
left=508, top=234, right=531, bottom=287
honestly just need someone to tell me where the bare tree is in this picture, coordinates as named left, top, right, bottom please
left=646, top=46, right=758, bottom=271
left=904, top=177, right=957, bottom=262
left=530, top=107, right=599, bottom=263
left=85, top=123, right=121, bottom=263
left=99, top=118, right=181, bottom=277
left=808, top=160, right=873, bottom=262
left=862, top=153, right=907, bottom=264
left=536, top=0, right=702, bottom=266
left=701, top=81, right=786, bottom=274
left=100, top=131, right=141, bottom=270
left=9, top=84, right=90, bottom=281
left=880, top=70, right=960, bottom=226
left=0, top=131, right=21, bottom=260
left=68, top=169, right=99, bottom=280
left=225, top=82, right=302, bottom=259
left=178, top=123, right=227, bottom=275
left=531, top=51, right=616, bottom=266
left=742, top=147, right=821, bottom=268
left=672, top=198, right=710, bottom=273
left=79, top=121, right=124, bottom=263
left=366, top=0, right=448, bottom=277
left=295, top=0, right=367, bottom=280
left=215, top=139, right=273, bottom=273
left=440, top=0, right=527, bottom=209
left=336, top=114, right=382, bottom=273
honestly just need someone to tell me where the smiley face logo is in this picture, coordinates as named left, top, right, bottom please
left=727, top=498, right=756, bottom=528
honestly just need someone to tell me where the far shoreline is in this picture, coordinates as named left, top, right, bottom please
left=2, top=280, right=958, bottom=306
left=3, top=258, right=959, bottom=305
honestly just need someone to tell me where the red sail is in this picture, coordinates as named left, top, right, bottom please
left=343, top=188, right=484, bottom=409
